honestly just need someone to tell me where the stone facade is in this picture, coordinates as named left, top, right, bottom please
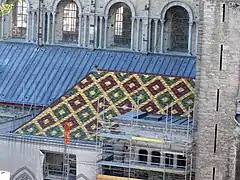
left=195, top=1, right=240, bottom=180
left=0, top=0, right=199, bottom=54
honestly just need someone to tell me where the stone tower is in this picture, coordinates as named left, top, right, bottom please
left=195, top=0, right=240, bottom=179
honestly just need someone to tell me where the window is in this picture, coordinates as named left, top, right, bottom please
left=12, top=0, right=27, bottom=38
left=165, top=6, right=189, bottom=52
left=16, top=0, right=27, bottom=27
left=177, top=155, right=186, bottom=168
left=151, top=151, right=161, bottom=165
left=62, top=2, right=78, bottom=42
left=139, top=149, right=148, bottom=163
left=114, top=7, right=123, bottom=36
left=165, top=153, right=173, bottom=167
left=42, top=151, right=76, bottom=179
left=108, top=3, right=132, bottom=48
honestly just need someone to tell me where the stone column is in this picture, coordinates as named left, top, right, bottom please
left=130, top=17, right=135, bottom=50
left=188, top=21, right=193, bottom=54
left=52, top=12, right=56, bottom=44
left=46, top=12, right=51, bottom=44
left=42, top=12, right=45, bottom=43
left=94, top=16, right=98, bottom=48
left=154, top=19, right=158, bottom=53
left=104, top=16, right=108, bottom=49
left=1, top=15, right=4, bottom=39
left=98, top=16, right=103, bottom=48
left=148, top=19, right=152, bottom=52
left=195, top=21, right=199, bottom=55
left=83, top=15, right=87, bottom=47
left=26, top=11, right=30, bottom=42
left=9, top=14, right=12, bottom=38
left=31, top=11, right=35, bottom=42
left=141, top=18, right=148, bottom=53
left=160, top=19, right=165, bottom=53
left=88, top=14, right=95, bottom=48
left=78, top=14, right=82, bottom=47
left=136, top=18, right=140, bottom=51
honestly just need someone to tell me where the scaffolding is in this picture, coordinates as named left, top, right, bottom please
left=96, top=98, right=195, bottom=180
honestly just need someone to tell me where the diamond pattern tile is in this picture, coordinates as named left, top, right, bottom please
left=68, top=94, right=87, bottom=111
left=15, top=71, right=195, bottom=140
left=37, top=113, right=56, bottom=129
left=45, top=126, right=63, bottom=137
left=53, top=104, right=71, bottom=120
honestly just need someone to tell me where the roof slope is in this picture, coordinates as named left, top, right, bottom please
left=15, top=71, right=195, bottom=140
left=0, top=42, right=196, bottom=106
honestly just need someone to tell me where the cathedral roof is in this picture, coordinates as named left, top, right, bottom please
left=0, top=42, right=196, bottom=106
left=15, top=70, right=195, bottom=140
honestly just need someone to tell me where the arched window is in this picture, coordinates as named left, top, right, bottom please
left=165, top=6, right=189, bottom=52
left=108, top=3, right=132, bottom=48
left=139, top=149, right=148, bottom=163
left=62, top=2, right=78, bottom=43
left=12, top=0, right=27, bottom=38
left=151, top=151, right=161, bottom=164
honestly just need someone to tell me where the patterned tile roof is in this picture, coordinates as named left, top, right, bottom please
left=15, top=71, right=195, bottom=140
left=0, top=42, right=196, bottom=106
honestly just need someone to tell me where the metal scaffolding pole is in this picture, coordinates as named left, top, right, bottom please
left=128, top=139, right=131, bottom=178
left=190, top=153, right=193, bottom=180
left=62, top=144, right=69, bottom=180
left=184, top=146, right=188, bottom=180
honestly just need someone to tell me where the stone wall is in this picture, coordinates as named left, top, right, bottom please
left=195, top=1, right=240, bottom=180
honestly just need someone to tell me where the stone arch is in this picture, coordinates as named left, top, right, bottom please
left=104, top=0, right=136, bottom=17
left=77, top=173, right=89, bottom=180
left=51, top=0, right=82, bottom=13
left=160, top=1, right=194, bottom=22
left=11, top=166, right=36, bottom=180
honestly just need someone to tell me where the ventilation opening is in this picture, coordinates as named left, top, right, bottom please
left=222, top=4, right=225, bottom=22
left=214, top=124, right=218, bottom=153
left=212, top=167, right=215, bottom=180
left=220, top=45, right=223, bottom=70
left=216, top=89, right=220, bottom=111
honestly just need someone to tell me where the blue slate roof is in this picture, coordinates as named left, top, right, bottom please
left=0, top=42, right=196, bottom=106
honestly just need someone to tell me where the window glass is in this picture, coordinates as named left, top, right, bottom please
left=62, top=2, right=78, bottom=43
